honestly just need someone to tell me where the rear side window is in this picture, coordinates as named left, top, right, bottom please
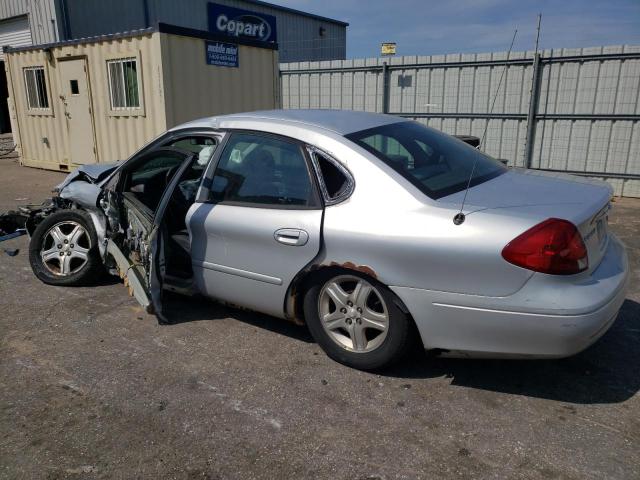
left=209, top=133, right=318, bottom=208
left=346, top=121, right=506, bottom=199
left=310, top=149, right=353, bottom=204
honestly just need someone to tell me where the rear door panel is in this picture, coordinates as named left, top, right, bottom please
left=188, top=204, right=322, bottom=319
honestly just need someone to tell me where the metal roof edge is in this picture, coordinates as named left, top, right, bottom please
left=3, top=22, right=281, bottom=54
left=3, top=27, right=157, bottom=54
left=238, top=0, right=349, bottom=26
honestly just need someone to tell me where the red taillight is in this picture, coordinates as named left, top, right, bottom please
left=502, top=218, right=588, bottom=275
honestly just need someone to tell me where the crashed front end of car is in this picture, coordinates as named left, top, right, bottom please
left=17, top=163, right=157, bottom=305
left=20, top=163, right=118, bottom=242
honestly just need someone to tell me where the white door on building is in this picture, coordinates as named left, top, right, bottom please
left=0, top=15, right=32, bottom=60
left=59, top=58, right=97, bottom=164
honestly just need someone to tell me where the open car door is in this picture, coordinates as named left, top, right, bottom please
left=101, top=148, right=195, bottom=317
left=147, top=151, right=204, bottom=319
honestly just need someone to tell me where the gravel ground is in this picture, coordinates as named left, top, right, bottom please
left=1, top=153, right=639, bottom=480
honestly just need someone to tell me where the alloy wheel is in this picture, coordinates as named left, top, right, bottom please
left=318, top=275, right=389, bottom=353
left=40, top=221, right=91, bottom=276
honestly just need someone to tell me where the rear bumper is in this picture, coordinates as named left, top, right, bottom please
left=391, top=234, right=630, bottom=358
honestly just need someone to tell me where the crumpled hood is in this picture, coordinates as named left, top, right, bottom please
left=441, top=168, right=612, bottom=213
left=55, top=162, right=120, bottom=192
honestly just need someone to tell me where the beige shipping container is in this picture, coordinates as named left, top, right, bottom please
left=4, top=24, right=279, bottom=171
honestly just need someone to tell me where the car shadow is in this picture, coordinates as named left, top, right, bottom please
left=90, top=273, right=122, bottom=287
left=382, top=299, right=640, bottom=405
left=162, top=293, right=639, bottom=404
left=161, top=291, right=314, bottom=343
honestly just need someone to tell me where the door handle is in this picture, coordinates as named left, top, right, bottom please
left=274, top=228, right=309, bottom=246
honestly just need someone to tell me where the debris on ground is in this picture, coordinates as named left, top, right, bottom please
left=0, top=211, right=28, bottom=242
left=0, top=142, right=16, bottom=158
left=3, top=248, right=19, bottom=256
left=0, top=230, right=25, bottom=242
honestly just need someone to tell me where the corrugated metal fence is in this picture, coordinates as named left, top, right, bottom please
left=280, top=45, right=640, bottom=197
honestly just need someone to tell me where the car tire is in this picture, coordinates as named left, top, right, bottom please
left=29, top=209, right=103, bottom=286
left=303, top=271, right=414, bottom=370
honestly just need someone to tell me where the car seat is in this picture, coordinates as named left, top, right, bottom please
left=237, top=149, right=280, bottom=200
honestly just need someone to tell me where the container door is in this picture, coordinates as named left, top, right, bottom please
left=59, top=58, right=97, bottom=164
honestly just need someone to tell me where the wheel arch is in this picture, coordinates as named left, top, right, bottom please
left=28, top=207, right=105, bottom=286
left=27, top=205, right=108, bottom=257
left=285, top=263, right=417, bottom=340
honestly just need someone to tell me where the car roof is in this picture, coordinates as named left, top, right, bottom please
left=171, top=109, right=406, bottom=136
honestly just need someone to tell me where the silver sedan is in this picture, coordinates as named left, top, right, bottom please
left=27, top=110, right=629, bottom=370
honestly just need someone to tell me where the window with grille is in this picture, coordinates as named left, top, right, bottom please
left=107, top=58, right=140, bottom=109
left=23, top=67, right=49, bottom=110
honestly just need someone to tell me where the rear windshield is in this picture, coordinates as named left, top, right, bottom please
left=346, top=121, right=506, bottom=199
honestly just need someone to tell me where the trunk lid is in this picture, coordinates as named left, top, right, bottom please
left=440, top=168, right=613, bottom=272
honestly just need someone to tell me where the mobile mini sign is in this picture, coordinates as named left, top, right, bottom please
left=206, top=41, right=239, bottom=67
left=208, top=3, right=277, bottom=44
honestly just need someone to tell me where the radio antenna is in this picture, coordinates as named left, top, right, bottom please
left=453, top=29, right=518, bottom=225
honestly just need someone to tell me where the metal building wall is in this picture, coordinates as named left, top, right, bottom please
left=5, top=31, right=167, bottom=171
left=60, top=0, right=347, bottom=62
left=0, top=0, right=59, bottom=45
left=280, top=45, right=640, bottom=197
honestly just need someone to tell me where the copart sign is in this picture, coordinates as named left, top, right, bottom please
left=208, top=3, right=277, bottom=44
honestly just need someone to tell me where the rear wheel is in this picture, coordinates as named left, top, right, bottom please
left=29, top=210, right=103, bottom=286
left=303, top=272, right=413, bottom=370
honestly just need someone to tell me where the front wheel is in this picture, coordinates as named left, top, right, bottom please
left=29, top=209, right=103, bottom=286
left=303, top=272, right=414, bottom=370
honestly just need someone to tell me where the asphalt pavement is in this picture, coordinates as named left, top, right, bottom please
left=1, top=150, right=639, bottom=479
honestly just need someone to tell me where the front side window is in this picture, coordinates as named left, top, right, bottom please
left=167, top=136, right=217, bottom=165
left=165, top=136, right=219, bottom=204
left=23, top=67, right=49, bottom=110
left=107, top=58, right=140, bottom=109
left=123, top=150, right=187, bottom=212
left=346, top=121, right=506, bottom=199
left=210, top=133, right=317, bottom=208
